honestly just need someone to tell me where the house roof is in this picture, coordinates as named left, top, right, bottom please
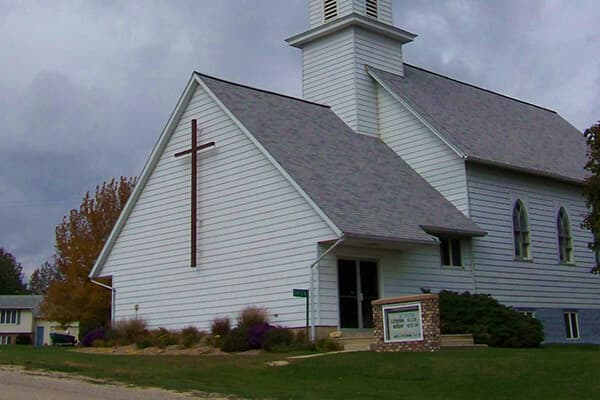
left=0, top=295, right=43, bottom=310
left=368, top=65, right=588, bottom=183
left=199, top=73, right=485, bottom=243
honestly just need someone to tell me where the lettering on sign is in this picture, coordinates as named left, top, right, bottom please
left=382, top=303, right=424, bottom=342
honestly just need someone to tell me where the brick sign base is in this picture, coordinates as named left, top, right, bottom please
left=372, top=294, right=440, bottom=352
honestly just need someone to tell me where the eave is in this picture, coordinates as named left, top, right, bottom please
left=286, top=13, right=416, bottom=48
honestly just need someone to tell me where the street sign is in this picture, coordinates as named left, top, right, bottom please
left=293, top=288, right=310, bottom=341
left=293, top=288, right=309, bottom=298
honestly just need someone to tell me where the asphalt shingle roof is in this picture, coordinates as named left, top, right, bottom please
left=200, top=74, right=485, bottom=243
left=0, top=295, right=43, bottom=309
left=369, top=65, right=588, bottom=183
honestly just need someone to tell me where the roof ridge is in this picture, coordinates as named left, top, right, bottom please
left=402, top=63, right=557, bottom=114
left=194, top=71, right=331, bottom=109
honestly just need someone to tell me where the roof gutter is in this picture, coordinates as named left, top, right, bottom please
left=310, top=234, right=346, bottom=341
left=90, top=278, right=116, bottom=325
left=465, top=157, right=586, bottom=186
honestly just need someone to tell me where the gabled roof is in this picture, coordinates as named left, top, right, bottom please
left=199, top=74, right=485, bottom=243
left=368, top=65, right=588, bottom=183
left=0, top=295, right=43, bottom=310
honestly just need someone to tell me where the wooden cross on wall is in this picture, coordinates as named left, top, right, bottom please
left=174, top=119, right=215, bottom=267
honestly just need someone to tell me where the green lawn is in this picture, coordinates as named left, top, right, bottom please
left=1, top=345, right=599, bottom=399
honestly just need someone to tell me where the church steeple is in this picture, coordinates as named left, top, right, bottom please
left=310, top=0, right=394, bottom=28
left=287, top=0, right=416, bottom=136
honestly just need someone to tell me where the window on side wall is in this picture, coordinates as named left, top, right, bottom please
left=440, top=238, right=462, bottom=267
left=0, top=309, right=20, bottom=325
left=520, top=310, right=536, bottom=319
left=557, top=207, right=574, bottom=264
left=0, top=335, right=11, bottom=345
left=513, top=200, right=531, bottom=259
left=564, top=312, right=580, bottom=340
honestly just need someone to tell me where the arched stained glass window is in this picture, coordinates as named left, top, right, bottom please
left=513, top=200, right=531, bottom=259
left=557, top=207, right=574, bottom=264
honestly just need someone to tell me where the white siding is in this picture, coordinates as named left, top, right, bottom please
left=102, top=82, right=337, bottom=330
left=309, top=0, right=324, bottom=28
left=317, top=243, right=474, bottom=327
left=303, top=28, right=359, bottom=131
left=302, top=26, right=403, bottom=136
left=377, top=85, right=469, bottom=215
left=468, top=164, right=600, bottom=308
left=377, top=0, right=393, bottom=24
left=354, top=27, right=403, bottom=135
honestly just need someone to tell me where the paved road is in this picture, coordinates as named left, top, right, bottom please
left=0, top=367, right=231, bottom=400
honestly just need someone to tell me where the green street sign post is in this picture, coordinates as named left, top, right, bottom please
left=293, top=288, right=309, bottom=341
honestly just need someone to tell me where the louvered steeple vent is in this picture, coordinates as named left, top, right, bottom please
left=287, top=0, right=417, bottom=136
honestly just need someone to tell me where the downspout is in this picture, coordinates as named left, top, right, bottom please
left=309, top=234, right=346, bottom=341
left=90, top=278, right=116, bottom=325
left=470, top=241, right=477, bottom=294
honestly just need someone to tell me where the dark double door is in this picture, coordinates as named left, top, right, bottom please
left=338, top=259, right=379, bottom=329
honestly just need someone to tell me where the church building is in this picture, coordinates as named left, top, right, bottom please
left=90, top=0, right=600, bottom=344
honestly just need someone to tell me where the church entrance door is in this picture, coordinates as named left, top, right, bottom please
left=338, top=259, right=379, bottom=329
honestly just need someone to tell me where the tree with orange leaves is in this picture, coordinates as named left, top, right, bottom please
left=41, top=177, right=135, bottom=333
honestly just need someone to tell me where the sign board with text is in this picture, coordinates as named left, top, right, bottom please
left=382, top=303, right=424, bottom=342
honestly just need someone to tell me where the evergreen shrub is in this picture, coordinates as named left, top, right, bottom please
left=15, top=334, right=32, bottom=345
left=439, top=290, right=544, bottom=347
left=151, top=327, right=178, bottom=348
left=220, top=327, right=250, bottom=352
left=180, top=326, right=205, bottom=348
left=262, top=328, right=294, bottom=351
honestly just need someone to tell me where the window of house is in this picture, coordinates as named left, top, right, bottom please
left=0, top=335, right=11, bottom=345
left=0, top=310, right=20, bottom=325
left=557, top=207, right=574, bottom=264
left=440, top=238, right=462, bottom=267
left=513, top=200, right=531, bottom=259
left=564, top=312, right=580, bottom=340
left=365, top=0, right=378, bottom=18
left=323, top=0, right=338, bottom=21
left=520, top=310, right=536, bottom=318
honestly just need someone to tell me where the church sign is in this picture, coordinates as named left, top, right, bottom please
left=372, top=294, right=440, bottom=352
left=383, top=303, right=423, bottom=342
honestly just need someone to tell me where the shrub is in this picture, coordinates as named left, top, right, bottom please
left=294, top=329, right=307, bottom=344
left=111, top=319, right=147, bottom=345
left=135, top=337, right=153, bottom=349
left=316, top=337, right=342, bottom=352
left=237, top=306, right=269, bottom=330
left=92, top=339, right=113, bottom=348
left=210, top=317, right=231, bottom=337
left=81, top=327, right=107, bottom=347
left=204, top=334, right=222, bottom=348
left=180, top=326, right=205, bottom=348
left=220, top=327, right=250, bottom=352
left=248, top=323, right=275, bottom=349
left=439, top=290, right=544, bottom=347
left=150, top=327, right=178, bottom=349
left=15, top=334, right=32, bottom=345
left=78, top=317, right=106, bottom=342
left=262, top=328, right=294, bottom=351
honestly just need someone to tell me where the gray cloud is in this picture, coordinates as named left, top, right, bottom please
left=0, top=0, right=598, bottom=279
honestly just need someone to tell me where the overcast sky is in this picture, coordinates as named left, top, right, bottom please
left=1, top=0, right=599, bottom=279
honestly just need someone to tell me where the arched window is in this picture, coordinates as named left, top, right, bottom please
left=557, top=207, right=574, bottom=263
left=513, top=200, right=531, bottom=259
